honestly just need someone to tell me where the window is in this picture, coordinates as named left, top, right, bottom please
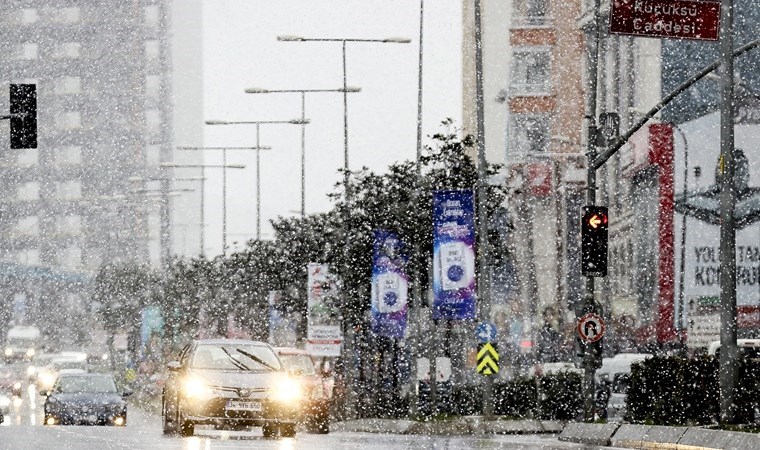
left=145, top=40, right=160, bottom=60
left=17, top=148, right=38, bottom=167
left=21, top=9, right=39, bottom=25
left=57, top=215, right=82, bottom=235
left=55, top=111, right=82, bottom=129
left=18, top=43, right=38, bottom=60
left=146, top=75, right=160, bottom=99
left=17, top=182, right=40, bottom=201
left=510, top=47, right=552, bottom=94
left=17, top=248, right=40, bottom=265
left=510, top=113, right=550, bottom=154
left=52, top=42, right=81, bottom=59
left=15, top=216, right=39, bottom=236
left=512, top=0, right=550, bottom=27
left=55, top=146, right=82, bottom=165
left=56, top=181, right=82, bottom=200
left=146, top=145, right=161, bottom=166
left=145, top=5, right=160, bottom=27
left=55, top=7, right=81, bottom=24
left=54, top=77, right=81, bottom=95
left=146, top=109, right=161, bottom=134
left=58, top=245, right=82, bottom=267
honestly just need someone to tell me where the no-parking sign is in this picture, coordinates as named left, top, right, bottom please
left=577, top=312, right=605, bottom=343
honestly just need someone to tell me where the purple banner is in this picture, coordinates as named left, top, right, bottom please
left=432, top=190, right=477, bottom=320
left=370, top=230, right=408, bottom=338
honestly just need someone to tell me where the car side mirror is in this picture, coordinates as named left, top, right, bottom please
left=167, top=361, right=181, bottom=372
left=121, top=390, right=133, bottom=398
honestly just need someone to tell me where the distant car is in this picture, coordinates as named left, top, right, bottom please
left=708, top=339, right=760, bottom=361
left=528, top=362, right=583, bottom=378
left=36, top=357, right=88, bottom=392
left=43, top=373, right=129, bottom=426
left=597, top=353, right=653, bottom=421
left=0, top=361, right=28, bottom=397
left=161, top=339, right=303, bottom=438
left=275, top=347, right=332, bottom=434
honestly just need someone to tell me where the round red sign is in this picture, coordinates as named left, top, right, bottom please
left=577, top=312, right=605, bottom=343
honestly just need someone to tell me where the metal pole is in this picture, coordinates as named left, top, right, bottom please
left=301, top=92, right=307, bottom=218
left=409, top=0, right=424, bottom=419
left=256, top=123, right=262, bottom=240
left=473, top=0, right=492, bottom=419
left=222, top=147, right=227, bottom=255
left=200, top=166, right=205, bottom=257
left=719, top=0, right=738, bottom=425
left=582, top=0, right=602, bottom=423
left=675, top=126, right=689, bottom=339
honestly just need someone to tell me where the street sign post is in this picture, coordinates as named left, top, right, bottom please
left=476, top=322, right=497, bottom=344
left=609, top=0, right=721, bottom=41
left=476, top=342, right=499, bottom=375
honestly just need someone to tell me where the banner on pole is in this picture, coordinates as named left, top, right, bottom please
left=370, top=230, right=408, bottom=338
left=306, top=263, right=343, bottom=356
left=432, top=190, right=477, bottom=320
left=268, top=290, right=298, bottom=347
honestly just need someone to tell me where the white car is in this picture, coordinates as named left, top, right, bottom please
left=36, top=357, right=89, bottom=392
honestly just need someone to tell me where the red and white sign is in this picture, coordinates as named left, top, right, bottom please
left=609, top=0, right=721, bottom=41
left=577, top=313, right=606, bottom=343
left=526, top=162, right=552, bottom=197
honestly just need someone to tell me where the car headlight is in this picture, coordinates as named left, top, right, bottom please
left=183, top=376, right=214, bottom=400
left=13, top=381, right=22, bottom=390
left=26, top=348, right=35, bottom=357
left=27, top=366, right=36, bottom=376
left=272, top=377, right=303, bottom=404
left=39, top=372, right=56, bottom=387
left=4, top=348, right=12, bottom=357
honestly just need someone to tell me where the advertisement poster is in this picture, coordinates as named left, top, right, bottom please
left=432, top=190, right=477, bottom=320
left=268, top=290, right=298, bottom=347
left=370, top=230, right=408, bottom=338
left=306, top=263, right=343, bottom=356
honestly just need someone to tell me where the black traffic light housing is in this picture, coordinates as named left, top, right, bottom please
left=10, top=84, right=37, bottom=149
left=581, top=205, right=608, bottom=277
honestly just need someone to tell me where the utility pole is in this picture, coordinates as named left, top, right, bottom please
left=718, top=0, right=738, bottom=425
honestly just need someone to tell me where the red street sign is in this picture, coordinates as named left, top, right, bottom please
left=577, top=313, right=605, bottom=343
left=609, top=0, right=721, bottom=41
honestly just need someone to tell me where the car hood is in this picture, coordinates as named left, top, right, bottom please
left=48, top=393, right=123, bottom=405
left=189, top=369, right=281, bottom=388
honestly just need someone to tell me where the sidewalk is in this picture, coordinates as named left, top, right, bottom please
left=334, top=416, right=760, bottom=449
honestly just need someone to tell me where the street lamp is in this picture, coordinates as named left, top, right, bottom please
left=277, top=33, right=410, bottom=419
left=161, top=163, right=245, bottom=256
left=204, top=119, right=307, bottom=240
left=244, top=87, right=361, bottom=217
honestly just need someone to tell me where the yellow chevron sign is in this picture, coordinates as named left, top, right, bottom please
left=476, top=342, right=499, bottom=375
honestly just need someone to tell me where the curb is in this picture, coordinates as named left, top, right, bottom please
left=558, top=422, right=621, bottom=446
left=333, top=417, right=566, bottom=435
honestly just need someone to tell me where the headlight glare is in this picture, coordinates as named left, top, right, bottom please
left=27, top=366, right=36, bottom=376
left=26, top=348, right=35, bottom=357
left=183, top=376, right=213, bottom=399
left=272, top=377, right=303, bottom=403
left=4, top=348, right=12, bottom=356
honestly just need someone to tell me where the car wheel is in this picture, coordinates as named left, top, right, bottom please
left=162, top=399, right=175, bottom=435
left=177, top=407, right=194, bottom=437
left=280, top=423, right=296, bottom=438
left=262, top=422, right=278, bottom=438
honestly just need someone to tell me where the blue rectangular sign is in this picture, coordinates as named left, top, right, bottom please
left=432, top=190, right=477, bottom=320
left=370, top=230, right=408, bottom=338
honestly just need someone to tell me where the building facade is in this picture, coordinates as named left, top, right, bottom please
left=0, top=1, right=175, bottom=273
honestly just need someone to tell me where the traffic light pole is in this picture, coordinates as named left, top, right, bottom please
left=581, top=0, right=602, bottom=423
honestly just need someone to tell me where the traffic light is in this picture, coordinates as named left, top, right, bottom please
left=10, top=84, right=37, bottom=149
left=581, top=205, right=608, bottom=277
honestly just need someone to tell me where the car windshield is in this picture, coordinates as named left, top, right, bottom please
left=56, top=376, right=117, bottom=394
left=191, top=344, right=281, bottom=371
left=278, top=354, right=317, bottom=375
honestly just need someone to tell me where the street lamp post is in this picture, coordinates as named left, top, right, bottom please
left=205, top=119, right=307, bottom=240
left=161, top=163, right=245, bottom=256
left=278, top=34, right=410, bottom=418
left=244, top=87, right=360, bottom=217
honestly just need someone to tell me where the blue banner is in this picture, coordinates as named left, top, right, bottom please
left=432, top=190, right=477, bottom=320
left=371, top=230, right=408, bottom=338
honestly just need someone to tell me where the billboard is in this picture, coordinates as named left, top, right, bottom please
left=306, top=263, right=342, bottom=356
left=432, top=190, right=477, bottom=320
left=370, top=230, right=408, bottom=338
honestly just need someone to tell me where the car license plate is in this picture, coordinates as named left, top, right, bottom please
left=227, top=401, right=262, bottom=411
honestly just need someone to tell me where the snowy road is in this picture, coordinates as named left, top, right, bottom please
left=0, top=387, right=622, bottom=450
